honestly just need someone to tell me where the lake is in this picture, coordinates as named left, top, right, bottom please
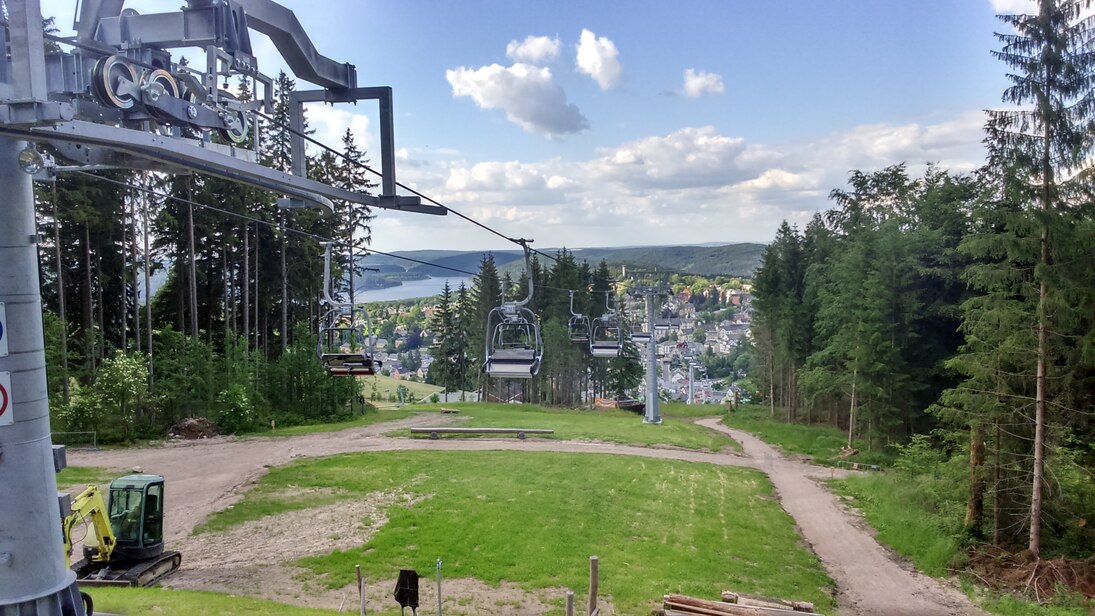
left=355, top=276, right=474, bottom=302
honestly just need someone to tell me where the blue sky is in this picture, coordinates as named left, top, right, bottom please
left=40, top=0, right=1034, bottom=252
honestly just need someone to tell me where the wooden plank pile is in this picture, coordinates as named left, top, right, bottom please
left=660, top=591, right=823, bottom=616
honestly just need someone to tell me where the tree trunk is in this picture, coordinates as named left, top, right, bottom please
left=1030, top=267, right=1047, bottom=558
left=52, top=186, right=70, bottom=403
left=243, top=224, right=250, bottom=350
left=95, top=252, right=104, bottom=360
left=280, top=216, right=288, bottom=354
left=142, top=186, right=153, bottom=389
left=187, top=181, right=199, bottom=341
left=847, top=366, right=857, bottom=449
left=993, top=420, right=1003, bottom=546
left=83, top=224, right=96, bottom=373
left=966, top=423, right=986, bottom=538
left=121, top=208, right=128, bottom=352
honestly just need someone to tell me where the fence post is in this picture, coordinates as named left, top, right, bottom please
left=356, top=564, right=366, bottom=615
left=565, top=590, right=574, bottom=616
left=588, top=555, right=599, bottom=616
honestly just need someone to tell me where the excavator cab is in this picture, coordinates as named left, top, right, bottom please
left=107, top=474, right=165, bottom=561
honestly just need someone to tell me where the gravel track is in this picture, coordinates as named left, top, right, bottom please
left=68, top=413, right=986, bottom=615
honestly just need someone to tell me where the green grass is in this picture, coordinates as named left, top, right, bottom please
left=364, top=374, right=444, bottom=401
left=203, top=450, right=835, bottom=615
left=976, top=592, right=1092, bottom=616
left=659, top=401, right=727, bottom=418
left=402, top=403, right=738, bottom=452
left=827, top=458, right=1092, bottom=615
left=722, top=404, right=892, bottom=466
left=56, top=466, right=117, bottom=488
left=85, top=587, right=340, bottom=615
left=829, top=472, right=964, bottom=576
left=249, top=407, right=419, bottom=436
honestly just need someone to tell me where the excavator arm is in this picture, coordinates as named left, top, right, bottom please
left=61, top=484, right=117, bottom=568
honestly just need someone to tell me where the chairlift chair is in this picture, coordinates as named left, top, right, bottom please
left=319, top=306, right=380, bottom=376
left=567, top=290, right=592, bottom=344
left=484, top=241, right=543, bottom=378
left=589, top=291, right=623, bottom=358
left=317, top=243, right=380, bottom=377
left=484, top=303, right=543, bottom=378
left=630, top=323, right=651, bottom=344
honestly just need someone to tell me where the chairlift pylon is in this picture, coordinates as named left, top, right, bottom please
left=484, top=241, right=543, bottom=379
left=318, top=243, right=380, bottom=377
left=590, top=291, right=623, bottom=358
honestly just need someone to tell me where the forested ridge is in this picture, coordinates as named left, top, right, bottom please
left=749, top=0, right=1095, bottom=567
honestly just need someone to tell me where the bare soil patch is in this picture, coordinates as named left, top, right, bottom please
left=165, top=486, right=589, bottom=614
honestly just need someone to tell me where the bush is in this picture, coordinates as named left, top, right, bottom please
left=216, top=384, right=257, bottom=434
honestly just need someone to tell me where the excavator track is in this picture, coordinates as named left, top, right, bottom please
left=77, top=551, right=182, bottom=587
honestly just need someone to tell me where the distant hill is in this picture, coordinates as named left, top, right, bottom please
left=358, top=243, right=765, bottom=283
left=569, top=244, right=765, bottom=276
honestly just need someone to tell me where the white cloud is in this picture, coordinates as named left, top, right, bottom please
left=304, top=105, right=372, bottom=156
left=989, top=0, right=1036, bottom=13
left=446, top=63, right=589, bottom=136
left=683, top=69, right=725, bottom=98
left=576, top=29, right=623, bottom=90
left=383, top=113, right=988, bottom=250
left=506, top=35, right=561, bottom=64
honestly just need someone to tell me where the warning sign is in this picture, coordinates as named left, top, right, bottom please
left=0, top=371, right=11, bottom=427
left=0, top=302, right=7, bottom=358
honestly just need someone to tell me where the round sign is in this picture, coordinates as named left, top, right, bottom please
left=0, top=382, right=8, bottom=420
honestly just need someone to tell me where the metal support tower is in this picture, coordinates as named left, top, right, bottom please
left=0, top=4, right=85, bottom=614
left=687, top=363, right=695, bottom=405
left=1, top=1, right=433, bottom=611
left=643, top=289, right=661, bottom=424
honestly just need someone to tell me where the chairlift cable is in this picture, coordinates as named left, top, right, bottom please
left=70, top=171, right=477, bottom=277
left=251, top=109, right=560, bottom=264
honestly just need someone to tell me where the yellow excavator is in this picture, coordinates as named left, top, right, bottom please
left=62, top=474, right=182, bottom=587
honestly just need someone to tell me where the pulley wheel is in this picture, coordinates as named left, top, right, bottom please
left=91, top=55, right=139, bottom=109
left=216, top=93, right=250, bottom=145
left=142, top=69, right=181, bottom=120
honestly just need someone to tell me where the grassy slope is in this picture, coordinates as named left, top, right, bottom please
left=85, top=587, right=340, bottom=616
left=249, top=407, right=418, bottom=436
left=721, top=406, right=1088, bottom=615
left=56, top=466, right=118, bottom=488
left=404, top=403, right=737, bottom=452
left=202, top=450, right=835, bottom=615
left=721, top=404, right=890, bottom=466
left=364, top=374, right=444, bottom=400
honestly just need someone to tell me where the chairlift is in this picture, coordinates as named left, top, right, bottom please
left=568, top=290, right=591, bottom=344
left=590, top=291, right=623, bottom=358
left=630, top=322, right=651, bottom=344
left=484, top=241, right=543, bottom=379
left=318, top=243, right=380, bottom=377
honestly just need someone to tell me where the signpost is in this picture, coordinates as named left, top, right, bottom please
left=0, top=372, right=11, bottom=427
left=0, top=302, right=7, bottom=357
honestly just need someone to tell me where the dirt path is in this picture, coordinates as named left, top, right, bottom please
left=696, top=418, right=986, bottom=616
left=69, top=414, right=986, bottom=615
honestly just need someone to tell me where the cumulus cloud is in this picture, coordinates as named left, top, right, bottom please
left=305, top=105, right=372, bottom=155
left=683, top=69, right=725, bottom=98
left=446, top=63, right=589, bottom=136
left=506, top=35, right=561, bottom=64
left=385, top=113, right=989, bottom=250
left=989, top=0, right=1035, bottom=13
left=576, top=29, right=623, bottom=90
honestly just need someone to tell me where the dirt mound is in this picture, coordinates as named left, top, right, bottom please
left=967, top=546, right=1095, bottom=604
left=168, top=417, right=220, bottom=440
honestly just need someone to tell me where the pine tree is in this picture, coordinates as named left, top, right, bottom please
left=984, top=0, right=1095, bottom=558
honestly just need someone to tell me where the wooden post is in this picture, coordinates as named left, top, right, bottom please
left=565, top=591, right=575, bottom=616
left=588, top=556, right=599, bottom=616
left=355, top=564, right=366, bottom=615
